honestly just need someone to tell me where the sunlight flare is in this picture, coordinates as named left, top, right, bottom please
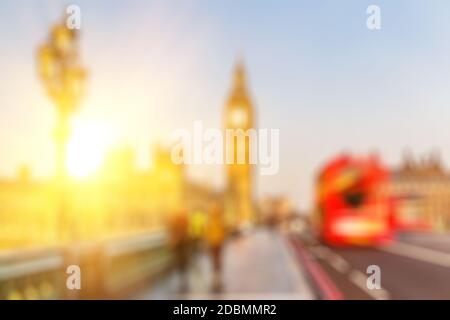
left=67, top=120, right=114, bottom=178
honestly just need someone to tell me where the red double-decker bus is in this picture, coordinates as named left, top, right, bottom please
left=314, top=154, right=394, bottom=246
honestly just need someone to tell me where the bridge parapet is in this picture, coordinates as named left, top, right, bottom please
left=0, top=231, right=173, bottom=299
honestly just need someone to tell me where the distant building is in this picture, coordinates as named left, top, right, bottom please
left=260, top=196, right=294, bottom=227
left=0, top=170, right=54, bottom=248
left=388, top=151, right=450, bottom=231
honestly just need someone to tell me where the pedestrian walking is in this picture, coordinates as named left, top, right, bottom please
left=205, top=203, right=227, bottom=292
left=167, top=209, right=190, bottom=292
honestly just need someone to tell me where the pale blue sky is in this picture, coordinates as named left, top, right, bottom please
left=1, top=1, right=450, bottom=209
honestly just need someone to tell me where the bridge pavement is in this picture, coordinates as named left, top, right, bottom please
left=133, top=229, right=315, bottom=300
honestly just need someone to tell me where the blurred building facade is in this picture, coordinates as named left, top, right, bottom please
left=0, top=175, right=56, bottom=249
left=259, top=196, right=294, bottom=227
left=388, top=152, right=450, bottom=231
left=0, top=145, right=217, bottom=249
left=98, top=145, right=185, bottom=237
left=223, top=61, right=256, bottom=229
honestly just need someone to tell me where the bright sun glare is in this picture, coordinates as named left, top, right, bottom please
left=67, top=121, right=114, bottom=179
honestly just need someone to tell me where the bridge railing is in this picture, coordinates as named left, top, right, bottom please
left=0, top=231, right=173, bottom=299
left=103, top=230, right=173, bottom=298
left=0, top=248, right=64, bottom=299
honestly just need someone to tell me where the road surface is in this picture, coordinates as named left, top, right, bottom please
left=294, top=231, right=450, bottom=299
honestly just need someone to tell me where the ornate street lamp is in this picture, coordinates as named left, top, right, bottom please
left=37, top=21, right=87, bottom=241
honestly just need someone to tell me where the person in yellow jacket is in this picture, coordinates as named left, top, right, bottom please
left=189, top=210, right=206, bottom=243
left=205, top=202, right=227, bottom=291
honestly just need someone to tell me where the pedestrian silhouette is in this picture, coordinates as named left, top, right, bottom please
left=167, top=209, right=190, bottom=292
left=205, top=202, right=227, bottom=292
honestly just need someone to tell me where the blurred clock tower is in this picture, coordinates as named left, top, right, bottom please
left=223, top=60, right=256, bottom=229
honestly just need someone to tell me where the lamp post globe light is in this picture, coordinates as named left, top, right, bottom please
left=37, top=21, right=87, bottom=241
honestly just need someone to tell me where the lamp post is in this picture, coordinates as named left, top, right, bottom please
left=37, top=21, right=86, bottom=242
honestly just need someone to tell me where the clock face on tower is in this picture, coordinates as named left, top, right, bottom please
left=230, top=107, right=248, bottom=127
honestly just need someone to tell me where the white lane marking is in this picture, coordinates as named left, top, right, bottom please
left=308, top=245, right=392, bottom=299
left=304, top=233, right=319, bottom=245
left=348, top=270, right=390, bottom=300
left=379, top=241, right=450, bottom=268
left=327, top=253, right=351, bottom=274
left=310, top=245, right=331, bottom=260
left=310, top=246, right=350, bottom=274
